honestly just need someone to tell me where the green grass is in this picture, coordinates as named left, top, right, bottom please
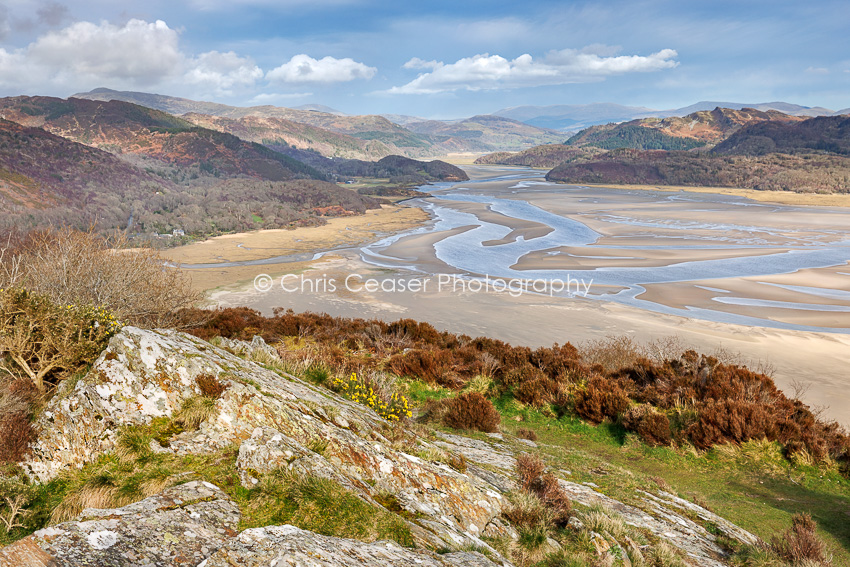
left=400, top=377, right=848, bottom=564
left=244, top=469, right=413, bottom=545
left=493, top=402, right=850, bottom=565
left=0, top=421, right=412, bottom=548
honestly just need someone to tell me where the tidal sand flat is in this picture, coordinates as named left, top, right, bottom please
left=191, top=165, right=850, bottom=423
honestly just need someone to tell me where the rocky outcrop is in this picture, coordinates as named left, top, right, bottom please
left=0, top=481, right=238, bottom=567
left=11, top=327, right=763, bottom=567
left=201, top=524, right=500, bottom=567
left=22, top=327, right=507, bottom=555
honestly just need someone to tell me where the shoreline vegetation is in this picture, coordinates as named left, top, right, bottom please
left=1, top=227, right=849, bottom=566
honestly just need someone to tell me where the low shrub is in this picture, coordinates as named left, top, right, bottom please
left=332, top=372, right=412, bottom=422
left=770, top=513, right=832, bottom=566
left=195, top=374, right=228, bottom=399
left=180, top=308, right=850, bottom=471
left=1, top=228, right=200, bottom=329
left=516, top=428, right=538, bottom=442
left=515, top=454, right=572, bottom=527
left=442, top=392, right=500, bottom=433
left=0, top=288, right=120, bottom=393
left=0, top=409, right=35, bottom=463
left=621, top=404, right=672, bottom=447
left=573, top=376, right=630, bottom=424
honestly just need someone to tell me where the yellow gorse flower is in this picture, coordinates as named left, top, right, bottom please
left=331, top=372, right=413, bottom=421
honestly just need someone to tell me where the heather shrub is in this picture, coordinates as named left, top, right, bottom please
left=516, top=428, right=538, bottom=442
left=181, top=308, right=850, bottom=470
left=636, top=413, right=672, bottom=447
left=442, top=392, right=500, bottom=433
left=0, top=398, right=35, bottom=463
left=621, top=404, right=671, bottom=447
left=573, top=376, right=630, bottom=423
left=0, top=288, right=120, bottom=393
left=195, top=374, right=228, bottom=399
left=513, top=376, right=561, bottom=408
left=770, top=513, right=832, bottom=566
left=515, top=454, right=571, bottom=527
left=386, top=348, right=458, bottom=387
left=688, top=400, right=777, bottom=450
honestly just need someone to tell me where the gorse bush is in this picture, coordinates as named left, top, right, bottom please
left=332, top=372, right=412, bottom=422
left=0, top=288, right=120, bottom=393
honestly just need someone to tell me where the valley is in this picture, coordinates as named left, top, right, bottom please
left=171, top=165, right=850, bottom=426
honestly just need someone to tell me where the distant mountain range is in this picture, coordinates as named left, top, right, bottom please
left=478, top=107, right=850, bottom=192
left=72, top=88, right=562, bottom=156
left=0, top=95, right=463, bottom=236
left=493, top=101, right=845, bottom=131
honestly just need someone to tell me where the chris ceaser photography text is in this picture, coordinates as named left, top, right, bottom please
left=253, top=273, right=593, bottom=298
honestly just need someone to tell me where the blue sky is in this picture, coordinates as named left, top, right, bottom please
left=1, top=0, right=848, bottom=118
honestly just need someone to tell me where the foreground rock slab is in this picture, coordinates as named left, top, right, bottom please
left=200, top=524, right=503, bottom=567
left=0, top=481, right=238, bottom=567
left=21, top=327, right=507, bottom=552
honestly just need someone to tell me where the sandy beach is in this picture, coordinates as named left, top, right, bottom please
left=172, top=166, right=850, bottom=425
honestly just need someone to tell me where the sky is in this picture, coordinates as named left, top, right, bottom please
left=0, top=0, right=848, bottom=119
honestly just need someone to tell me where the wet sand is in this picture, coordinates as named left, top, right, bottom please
left=185, top=166, right=850, bottom=424
left=209, top=251, right=850, bottom=426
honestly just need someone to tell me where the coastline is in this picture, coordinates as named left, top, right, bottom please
left=169, top=167, right=850, bottom=425
left=570, top=182, right=850, bottom=208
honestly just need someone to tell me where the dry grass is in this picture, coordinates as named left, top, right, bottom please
left=579, top=505, right=629, bottom=541
left=174, top=396, right=218, bottom=430
left=1, top=228, right=200, bottom=328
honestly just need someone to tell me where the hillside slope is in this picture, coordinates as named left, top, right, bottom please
left=566, top=107, right=804, bottom=149
left=0, top=119, right=377, bottom=235
left=0, top=118, right=173, bottom=228
left=474, top=145, right=601, bottom=168
left=0, top=96, right=325, bottom=183
left=182, top=113, right=395, bottom=160
left=714, top=115, right=850, bottom=155
left=5, top=324, right=844, bottom=565
left=405, top=115, right=565, bottom=152
left=545, top=148, right=850, bottom=192
left=73, top=89, right=565, bottom=155
left=494, top=101, right=835, bottom=131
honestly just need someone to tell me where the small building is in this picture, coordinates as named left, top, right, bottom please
left=172, top=228, right=185, bottom=237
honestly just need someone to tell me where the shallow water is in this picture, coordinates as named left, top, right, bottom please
left=360, top=168, right=850, bottom=332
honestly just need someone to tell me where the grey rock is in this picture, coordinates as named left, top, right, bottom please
left=0, top=481, right=238, bottom=567
left=20, top=328, right=508, bottom=554
left=200, top=524, right=505, bottom=567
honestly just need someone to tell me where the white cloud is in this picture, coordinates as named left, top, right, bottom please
left=185, top=51, right=264, bottom=95
left=266, top=54, right=376, bottom=84
left=0, top=18, right=183, bottom=91
left=27, top=19, right=182, bottom=84
left=387, top=48, right=679, bottom=94
left=0, top=17, right=371, bottom=99
left=804, top=66, right=829, bottom=75
left=403, top=57, right=440, bottom=70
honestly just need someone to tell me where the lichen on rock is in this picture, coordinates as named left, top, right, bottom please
left=0, top=481, right=239, bottom=567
